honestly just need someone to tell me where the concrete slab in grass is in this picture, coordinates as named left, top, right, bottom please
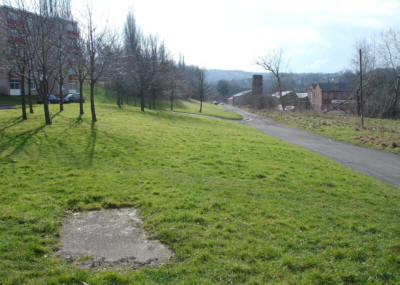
left=58, top=208, right=173, bottom=269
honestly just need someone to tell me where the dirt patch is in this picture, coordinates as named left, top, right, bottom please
left=58, top=208, right=173, bottom=270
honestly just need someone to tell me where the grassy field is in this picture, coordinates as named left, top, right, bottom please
left=164, top=99, right=242, bottom=120
left=249, top=109, right=400, bottom=155
left=0, top=99, right=399, bottom=284
left=92, top=87, right=242, bottom=120
left=0, top=89, right=241, bottom=120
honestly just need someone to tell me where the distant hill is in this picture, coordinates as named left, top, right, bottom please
left=205, top=69, right=267, bottom=83
left=205, top=69, right=355, bottom=94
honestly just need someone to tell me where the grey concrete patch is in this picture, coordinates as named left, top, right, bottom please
left=58, top=208, right=173, bottom=270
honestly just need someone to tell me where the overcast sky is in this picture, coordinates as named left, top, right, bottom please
left=73, top=0, right=400, bottom=73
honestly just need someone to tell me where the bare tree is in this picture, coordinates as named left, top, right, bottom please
left=257, top=48, right=286, bottom=110
left=123, top=11, right=141, bottom=108
left=21, top=0, right=63, bottom=125
left=197, top=68, right=206, bottom=113
left=380, top=29, right=400, bottom=118
left=74, top=35, right=89, bottom=115
left=167, top=61, right=177, bottom=111
left=134, top=35, right=153, bottom=112
left=55, top=21, right=68, bottom=111
left=352, top=38, right=377, bottom=117
left=82, top=6, right=114, bottom=122
left=27, top=70, right=34, bottom=113
left=147, top=36, right=170, bottom=109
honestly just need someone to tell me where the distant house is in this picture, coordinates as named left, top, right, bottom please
left=308, top=83, right=354, bottom=111
left=272, top=91, right=311, bottom=110
left=227, top=90, right=252, bottom=105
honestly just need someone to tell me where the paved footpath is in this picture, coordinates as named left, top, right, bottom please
left=224, top=106, right=400, bottom=188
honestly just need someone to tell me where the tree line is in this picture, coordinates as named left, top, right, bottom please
left=2, top=1, right=208, bottom=125
left=350, top=29, right=400, bottom=118
left=104, top=11, right=208, bottom=113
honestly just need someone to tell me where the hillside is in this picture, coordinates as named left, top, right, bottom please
left=0, top=100, right=399, bottom=284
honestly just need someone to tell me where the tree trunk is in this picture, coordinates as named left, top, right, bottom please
left=44, top=80, right=51, bottom=124
left=79, top=80, right=84, bottom=115
left=170, top=91, right=174, bottom=111
left=199, top=95, right=203, bottom=113
left=43, top=100, right=51, bottom=125
left=278, top=76, right=285, bottom=111
left=126, top=93, right=129, bottom=105
left=117, top=93, right=122, bottom=109
left=392, top=77, right=400, bottom=118
left=140, top=90, right=145, bottom=112
left=59, top=77, right=64, bottom=112
left=27, top=75, right=34, bottom=114
left=21, top=74, right=27, bottom=120
left=90, top=82, right=97, bottom=122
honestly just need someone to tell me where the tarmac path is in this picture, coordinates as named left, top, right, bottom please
left=223, top=106, right=400, bottom=188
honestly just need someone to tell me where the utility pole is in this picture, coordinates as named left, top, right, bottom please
left=359, top=49, right=364, bottom=128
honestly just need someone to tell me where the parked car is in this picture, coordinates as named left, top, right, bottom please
left=48, top=94, right=60, bottom=104
left=36, top=96, right=43, bottom=104
left=37, top=94, right=60, bottom=104
left=64, top=93, right=84, bottom=103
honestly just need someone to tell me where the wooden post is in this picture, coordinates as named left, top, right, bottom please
left=359, top=49, right=364, bottom=128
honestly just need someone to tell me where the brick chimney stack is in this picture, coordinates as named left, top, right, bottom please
left=252, top=75, right=263, bottom=96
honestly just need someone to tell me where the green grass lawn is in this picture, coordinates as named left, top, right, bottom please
left=0, top=100, right=399, bottom=284
left=164, top=99, right=242, bottom=120
left=92, top=86, right=242, bottom=120
left=249, top=109, right=400, bottom=155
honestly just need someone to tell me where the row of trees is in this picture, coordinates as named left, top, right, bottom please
left=105, top=11, right=208, bottom=113
left=352, top=29, right=400, bottom=118
left=3, top=1, right=209, bottom=125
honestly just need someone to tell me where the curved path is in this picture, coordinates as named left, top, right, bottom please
left=221, top=106, right=400, bottom=188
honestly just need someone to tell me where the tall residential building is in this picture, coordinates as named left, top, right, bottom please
left=0, top=5, right=78, bottom=97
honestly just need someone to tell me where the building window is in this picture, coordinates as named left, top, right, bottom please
left=9, top=29, right=19, bottom=38
left=30, top=81, right=36, bottom=90
left=69, top=81, right=77, bottom=92
left=8, top=11, right=18, bottom=21
left=66, top=23, right=74, bottom=32
left=9, top=79, right=21, bottom=90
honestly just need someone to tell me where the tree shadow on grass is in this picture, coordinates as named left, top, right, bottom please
left=86, top=121, right=97, bottom=166
left=0, top=112, right=61, bottom=162
left=67, top=114, right=84, bottom=130
left=0, top=117, right=24, bottom=132
left=0, top=124, right=46, bottom=161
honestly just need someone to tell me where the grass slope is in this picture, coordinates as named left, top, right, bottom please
left=0, top=102, right=399, bottom=284
left=91, top=86, right=242, bottom=120
left=162, top=99, right=242, bottom=120
left=250, top=109, right=400, bottom=155
left=0, top=89, right=241, bottom=121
